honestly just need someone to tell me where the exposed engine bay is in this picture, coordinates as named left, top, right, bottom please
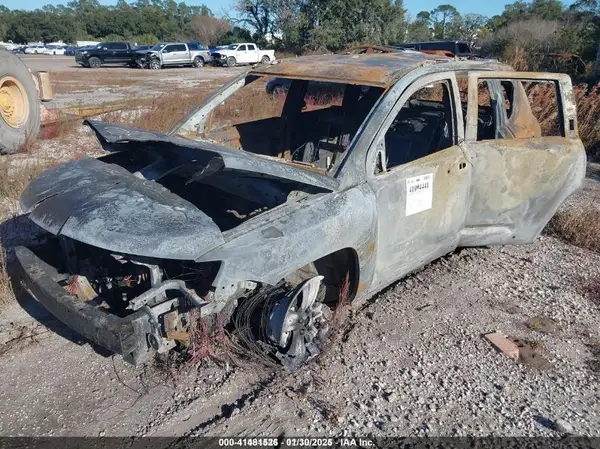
left=17, top=121, right=338, bottom=368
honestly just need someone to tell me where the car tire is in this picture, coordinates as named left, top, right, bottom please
left=88, top=57, right=101, bottom=68
left=0, top=52, right=41, bottom=154
left=226, top=56, right=236, bottom=68
left=193, top=57, right=204, bottom=68
left=261, top=55, right=270, bottom=64
left=149, top=59, right=161, bottom=70
left=53, top=51, right=56, bottom=55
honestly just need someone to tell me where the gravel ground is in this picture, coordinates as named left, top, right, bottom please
left=1, top=176, right=598, bottom=438
left=0, top=65, right=598, bottom=437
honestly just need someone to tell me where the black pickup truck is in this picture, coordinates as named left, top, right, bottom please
left=75, top=42, right=137, bottom=68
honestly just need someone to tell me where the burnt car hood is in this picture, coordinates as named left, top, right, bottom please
left=85, top=120, right=339, bottom=192
left=20, top=121, right=338, bottom=260
left=20, top=157, right=225, bottom=260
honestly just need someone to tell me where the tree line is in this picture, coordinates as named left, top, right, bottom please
left=1, top=0, right=599, bottom=65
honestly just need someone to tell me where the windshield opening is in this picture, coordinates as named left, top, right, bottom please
left=194, top=75, right=384, bottom=173
left=227, top=44, right=238, bottom=50
left=151, top=43, right=166, bottom=51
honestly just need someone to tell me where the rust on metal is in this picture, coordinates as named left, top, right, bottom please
left=251, top=53, right=449, bottom=88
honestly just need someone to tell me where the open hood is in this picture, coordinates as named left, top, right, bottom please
left=21, top=158, right=224, bottom=260
left=84, top=120, right=340, bottom=192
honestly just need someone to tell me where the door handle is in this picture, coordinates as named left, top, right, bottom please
left=458, top=162, right=467, bottom=170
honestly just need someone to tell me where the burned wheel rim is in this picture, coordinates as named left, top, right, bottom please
left=0, top=76, right=29, bottom=129
left=193, top=57, right=203, bottom=68
left=267, top=276, right=326, bottom=370
left=261, top=56, right=270, bottom=64
left=149, top=59, right=160, bottom=70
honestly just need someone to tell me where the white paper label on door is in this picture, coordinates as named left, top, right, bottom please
left=406, top=173, right=433, bottom=216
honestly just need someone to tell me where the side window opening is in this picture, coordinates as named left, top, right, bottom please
left=472, top=78, right=562, bottom=141
left=200, top=76, right=383, bottom=172
left=383, top=80, right=456, bottom=171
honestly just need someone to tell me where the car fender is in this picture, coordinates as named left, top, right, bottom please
left=196, top=182, right=378, bottom=303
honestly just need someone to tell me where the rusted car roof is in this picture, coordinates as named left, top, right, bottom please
left=251, top=53, right=450, bottom=88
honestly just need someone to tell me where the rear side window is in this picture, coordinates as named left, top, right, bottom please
left=238, top=45, right=247, bottom=51
left=303, top=81, right=345, bottom=112
left=115, top=43, right=128, bottom=50
left=471, top=78, right=563, bottom=141
left=247, top=44, right=256, bottom=51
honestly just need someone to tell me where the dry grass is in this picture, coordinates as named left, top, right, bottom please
left=186, top=310, right=229, bottom=366
left=573, top=84, right=600, bottom=159
left=548, top=206, right=600, bottom=253
left=577, top=277, right=600, bottom=306
left=0, top=245, right=15, bottom=310
left=0, top=158, right=55, bottom=203
left=101, top=87, right=217, bottom=133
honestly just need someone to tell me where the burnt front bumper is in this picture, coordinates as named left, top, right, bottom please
left=15, top=246, right=152, bottom=365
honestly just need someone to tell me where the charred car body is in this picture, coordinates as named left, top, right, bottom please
left=16, top=53, right=586, bottom=369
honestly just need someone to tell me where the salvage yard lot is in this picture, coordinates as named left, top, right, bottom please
left=0, top=61, right=599, bottom=438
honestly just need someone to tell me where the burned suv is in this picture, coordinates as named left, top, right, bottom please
left=16, top=53, right=586, bottom=369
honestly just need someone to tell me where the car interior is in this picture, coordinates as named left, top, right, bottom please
left=202, top=76, right=384, bottom=171
left=384, top=81, right=455, bottom=169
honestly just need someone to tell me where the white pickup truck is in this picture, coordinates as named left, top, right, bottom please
left=212, top=43, right=275, bottom=67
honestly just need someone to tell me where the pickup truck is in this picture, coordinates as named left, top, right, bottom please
left=75, top=41, right=137, bottom=68
left=211, top=43, right=275, bottom=67
left=136, top=42, right=212, bottom=70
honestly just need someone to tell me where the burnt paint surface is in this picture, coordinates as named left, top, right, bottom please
left=20, top=59, right=587, bottom=312
left=21, top=158, right=225, bottom=260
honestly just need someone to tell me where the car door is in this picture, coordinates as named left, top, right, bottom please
left=236, top=45, right=248, bottom=63
left=102, top=43, right=116, bottom=62
left=171, top=44, right=188, bottom=64
left=161, top=44, right=178, bottom=65
left=459, top=72, right=586, bottom=247
left=368, top=72, right=470, bottom=289
left=247, top=44, right=258, bottom=63
left=113, top=43, right=129, bottom=62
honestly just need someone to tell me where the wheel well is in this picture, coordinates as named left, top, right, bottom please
left=289, top=248, right=359, bottom=306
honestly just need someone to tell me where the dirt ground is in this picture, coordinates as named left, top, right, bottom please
left=19, top=54, right=246, bottom=108
left=0, top=63, right=599, bottom=439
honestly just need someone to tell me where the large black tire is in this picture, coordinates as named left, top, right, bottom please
left=193, top=56, right=204, bottom=68
left=226, top=56, right=236, bottom=68
left=0, top=52, right=41, bottom=154
left=88, top=57, right=101, bottom=68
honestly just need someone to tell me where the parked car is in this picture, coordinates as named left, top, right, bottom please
left=394, top=40, right=474, bottom=57
left=11, top=46, right=27, bottom=54
left=136, top=42, right=212, bottom=69
left=75, top=41, right=137, bottom=68
left=25, top=45, right=46, bottom=54
left=63, top=46, right=77, bottom=56
left=211, top=43, right=275, bottom=67
left=15, top=53, right=585, bottom=370
left=43, top=45, right=66, bottom=55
